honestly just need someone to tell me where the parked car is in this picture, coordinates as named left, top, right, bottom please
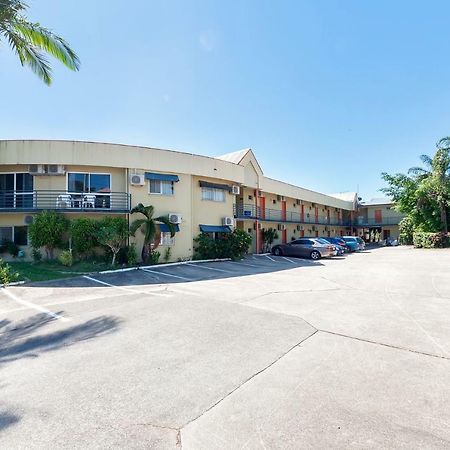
left=322, top=237, right=347, bottom=254
left=386, top=238, right=399, bottom=246
left=272, top=238, right=336, bottom=260
left=342, top=236, right=366, bottom=252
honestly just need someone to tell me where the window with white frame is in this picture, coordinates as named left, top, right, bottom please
left=201, top=187, right=225, bottom=202
left=0, top=226, right=28, bottom=245
left=160, top=232, right=175, bottom=246
left=149, top=180, right=174, bottom=195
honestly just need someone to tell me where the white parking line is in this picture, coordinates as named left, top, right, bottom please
left=265, top=255, right=276, bottom=262
left=188, top=264, right=231, bottom=273
left=1, top=287, right=70, bottom=322
left=232, top=261, right=260, bottom=268
left=141, top=268, right=191, bottom=281
left=281, top=256, right=296, bottom=264
left=83, top=275, right=171, bottom=296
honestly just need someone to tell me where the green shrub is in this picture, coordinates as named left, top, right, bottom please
left=5, top=240, right=20, bottom=257
left=149, top=250, right=160, bottom=265
left=95, top=216, right=129, bottom=266
left=32, top=247, right=42, bottom=263
left=399, top=216, right=414, bottom=245
left=70, top=218, right=99, bottom=257
left=28, top=211, right=69, bottom=259
left=0, top=258, right=19, bottom=285
left=127, top=243, right=138, bottom=266
left=413, top=232, right=449, bottom=248
left=58, top=250, right=73, bottom=267
left=194, top=229, right=252, bottom=260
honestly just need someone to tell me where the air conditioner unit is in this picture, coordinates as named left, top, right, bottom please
left=24, top=215, right=34, bottom=225
left=257, top=190, right=263, bottom=197
left=129, top=174, right=145, bottom=186
left=296, top=199, right=301, bottom=205
left=46, top=164, right=65, bottom=175
left=296, top=225, right=303, bottom=231
left=169, top=213, right=182, bottom=224
left=231, top=185, right=240, bottom=195
left=312, top=225, right=316, bottom=231
left=277, top=224, right=286, bottom=231
left=223, top=217, right=234, bottom=226
left=28, top=164, right=45, bottom=174
left=281, top=196, right=286, bottom=201
left=311, top=203, right=316, bottom=208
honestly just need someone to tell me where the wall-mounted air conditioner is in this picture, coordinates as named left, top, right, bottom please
left=46, top=164, right=66, bottom=175
left=277, top=224, right=286, bottom=231
left=223, top=217, right=234, bottom=226
left=231, top=185, right=240, bottom=195
left=28, top=164, right=45, bottom=175
left=169, top=213, right=182, bottom=224
left=129, top=174, right=145, bottom=186
left=296, top=225, right=303, bottom=231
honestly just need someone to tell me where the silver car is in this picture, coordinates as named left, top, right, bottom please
left=271, top=238, right=336, bottom=260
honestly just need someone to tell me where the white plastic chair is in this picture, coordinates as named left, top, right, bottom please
left=82, top=194, right=96, bottom=208
left=56, top=194, right=72, bottom=208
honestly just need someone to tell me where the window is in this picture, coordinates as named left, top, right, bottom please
left=0, top=173, right=34, bottom=208
left=201, top=187, right=225, bottom=202
left=0, top=226, right=28, bottom=245
left=149, top=180, right=174, bottom=195
left=160, top=232, right=175, bottom=246
left=67, top=173, right=111, bottom=193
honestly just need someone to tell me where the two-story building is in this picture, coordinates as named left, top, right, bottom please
left=0, top=140, right=393, bottom=261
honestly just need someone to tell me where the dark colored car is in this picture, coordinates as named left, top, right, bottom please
left=342, top=236, right=366, bottom=252
left=272, top=238, right=335, bottom=260
left=322, top=237, right=348, bottom=254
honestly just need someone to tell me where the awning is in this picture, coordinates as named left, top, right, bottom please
left=145, top=172, right=179, bottom=182
left=199, top=224, right=232, bottom=233
left=199, top=181, right=232, bottom=191
left=159, top=223, right=180, bottom=232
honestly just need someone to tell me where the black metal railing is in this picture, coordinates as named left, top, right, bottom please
left=0, top=190, right=130, bottom=213
left=234, top=203, right=351, bottom=226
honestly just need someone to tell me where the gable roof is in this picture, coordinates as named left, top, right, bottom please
left=328, top=192, right=358, bottom=203
left=216, top=148, right=252, bottom=165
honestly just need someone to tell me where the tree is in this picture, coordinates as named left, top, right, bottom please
left=28, top=211, right=68, bottom=259
left=0, top=0, right=80, bottom=85
left=96, top=217, right=129, bottom=266
left=130, top=204, right=175, bottom=263
left=261, top=228, right=278, bottom=253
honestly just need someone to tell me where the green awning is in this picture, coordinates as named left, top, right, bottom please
left=199, top=225, right=231, bottom=233
left=145, top=172, right=179, bottom=182
left=159, top=223, right=180, bottom=232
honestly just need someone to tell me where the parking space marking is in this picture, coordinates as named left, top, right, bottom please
left=83, top=275, right=171, bottom=296
left=232, top=261, right=260, bottom=268
left=265, top=255, right=276, bottom=262
left=281, top=256, right=296, bottom=264
left=188, top=264, right=232, bottom=273
left=1, top=287, right=70, bottom=322
left=141, top=268, right=191, bottom=281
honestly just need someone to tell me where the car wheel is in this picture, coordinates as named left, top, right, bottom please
left=273, top=247, right=282, bottom=256
left=310, top=250, right=321, bottom=260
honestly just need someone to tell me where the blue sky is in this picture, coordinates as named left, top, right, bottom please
left=1, top=0, right=450, bottom=199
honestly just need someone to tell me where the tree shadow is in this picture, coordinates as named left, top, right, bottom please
left=0, top=411, right=20, bottom=432
left=0, top=313, right=121, bottom=364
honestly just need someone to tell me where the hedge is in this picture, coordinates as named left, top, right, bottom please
left=412, top=232, right=449, bottom=248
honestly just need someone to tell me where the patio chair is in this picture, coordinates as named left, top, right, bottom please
left=82, top=194, right=96, bottom=208
left=56, top=194, right=72, bottom=208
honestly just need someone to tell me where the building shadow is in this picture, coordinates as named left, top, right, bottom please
left=0, top=411, right=20, bottom=432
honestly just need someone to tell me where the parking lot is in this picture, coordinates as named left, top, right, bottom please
left=1, top=246, right=449, bottom=449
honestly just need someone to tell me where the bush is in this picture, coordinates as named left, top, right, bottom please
left=127, top=244, right=138, bottom=266
left=149, top=250, right=160, bottom=265
left=95, top=216, right=129, bottom=266
left=32, top=247, right=42, bottom=263
left=399, top=216, right=414, bottom=245
left=5, top=240, right=19, bottom=257
left=0, top=258, right=19, bottom=285
left=413, top=232, right=449, bottom=248
left=28, top=211, right=69, bottom=259
left=70, top=218, right=99, bottom=257
left=163, top=247, right=172, bottom=263
left=194, top=229, right=252, bottom=260
left=58, top=250, right=73, bottom=267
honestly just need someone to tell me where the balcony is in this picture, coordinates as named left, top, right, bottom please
left=234, top=204, right=350, bottom=226
left=355, top=216, right=404, bottom=226
left=0, top=190, right=131, bottom=213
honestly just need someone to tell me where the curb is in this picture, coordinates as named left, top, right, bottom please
left=99, top=258, right=232, bottom=275
left=0, top=280, right=26, bottom=288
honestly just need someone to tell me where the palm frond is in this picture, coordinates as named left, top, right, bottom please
left=129, top=218, right=147, bottom=236
left=156, top=215, right=176, bottom=237
left=408, top=166, right=429, bottom=176
left=419, top=154, right=433, bottom=168
left=436, top=136, right=450, bottom=150
left=13, top=20, right=80, bottom=71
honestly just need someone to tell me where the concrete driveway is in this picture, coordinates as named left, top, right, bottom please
left=0, top=247, right=449, bottom=449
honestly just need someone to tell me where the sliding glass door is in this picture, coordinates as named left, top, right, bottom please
left=0, top=173, right=33, bottom=208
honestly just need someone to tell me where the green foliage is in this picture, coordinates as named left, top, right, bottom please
left=2, top=240, right=20, bottom=257
left=194, top=229, right=252, bottom=260
left=58, top=250, right=73, bottom=267
left=412, top=232, right=449, bottom=249
left=261, top=228, right=279, bottom=252
left=70, top=217, right=99, bottom=257
left=398, top=216, right=414, bottom=245
left=28, top=211, right=69, bottom=259
left=0, top=0, right=80, bottom=85
left=95, top=216, right=129, bottom=266
left=130, top=203, right=175, bottom=263
left=0, top=258, right=19, bottom=285
left=163, top=246, right=172, bottom=263
left=149, top=250, right=160, bottom=265
left=31, top=247, right=42, bottom=263
left=127, top=243, right=138, bottom=266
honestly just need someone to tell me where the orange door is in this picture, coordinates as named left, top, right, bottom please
left=375, top=209, right=382, bottom=224
left=315, top=230, right=319, bottom=237
left=282, top=229, right=287, bottom=243
left=327, top=209, right=330, bottom=223
left=260, top=196, right=265, bottom=219
left=315, top=207, right=319, bottom=223
left=281, top=200, right=286, bottom=221
left=300, top=230, right=305, bottom=237
left=301, top=204, right=304, bottom=222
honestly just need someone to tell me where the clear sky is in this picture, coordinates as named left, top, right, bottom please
left=1, top=0, right=450, bottom=200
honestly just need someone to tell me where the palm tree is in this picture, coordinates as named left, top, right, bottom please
left=0, top=0, right=80, bottom=85
left=130, top=204, right=175, bottom=263
left=408, top=137, right=450, bottom=233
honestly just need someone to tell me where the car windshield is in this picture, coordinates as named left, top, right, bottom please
left=316, top=239, right=330, bottom=244
left=343, top=237, right=355, bottom=242
left=357, top=237, right=364, bottom=244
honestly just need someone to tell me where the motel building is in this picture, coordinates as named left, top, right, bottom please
left=0, top=140, right=402, bottom=261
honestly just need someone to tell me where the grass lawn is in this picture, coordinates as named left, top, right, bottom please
left=9, top=260, right=114, bottom=282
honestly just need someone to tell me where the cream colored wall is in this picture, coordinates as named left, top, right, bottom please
left=362, top=205, right=401, bottom=221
